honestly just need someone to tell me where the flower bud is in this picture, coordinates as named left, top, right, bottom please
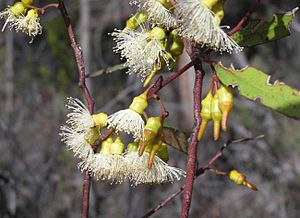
left=110, top=137, right=125, bottom=155
left=10, top=2, right=26, bottom=16
left=169, top=29, right=184, bottom=57
left=157, top=142, right=169, bottom=162
left=150, top=26, right=166, bottom=41
left=217, top=84, right=233, bottom=131
left=21, top=0, right=34, bottom=6
left=129, top=90, right=148, bottom=114
left=139, top=117, right=162, bottom=155
left=229, top=170, right=258, bottom=191
left=99, top=136, right=113, bottom=155
left=26, top=9, right=38, bottom=19
left=144, top=117, right=162, bottom=140
left=211, top=93, right=222, bottom=140
left=198, top=91, right=213, bottom=140
left=126, top=12, right=148, bottom=30
left=92, top=113, right=108, bottom=129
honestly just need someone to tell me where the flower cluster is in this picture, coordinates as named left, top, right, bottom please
left=111, top=0, right=243, bottom=83
left=60, top=96, right=186, bottom=185
left=197, top=84, right=234, bottom=141
left=112, top=26, right=172, bottom=82
left=0, top=0, right=42, bottom=42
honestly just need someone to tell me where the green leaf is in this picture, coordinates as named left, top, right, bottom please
left=162, top=127, right=189, bottom=154
left=214, top=63, right=300, bottom=119
left=232, top=8, right=298, bottom=47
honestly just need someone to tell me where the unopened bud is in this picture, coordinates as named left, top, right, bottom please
left=229, top=170, right=258, bottom=191
left=211, top=93, right=222, bottom=140
left=217, top=84, right=233, bottom=131
left=198, top=91, right=213, bottom=140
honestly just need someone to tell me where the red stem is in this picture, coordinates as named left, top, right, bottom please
left=57, top=1, right=95, bottom=218
left=228, top=0, right=262, bottom=36
left=148, top=61, right=194, bottom=99
left=181, top=63, right=205, bottom=218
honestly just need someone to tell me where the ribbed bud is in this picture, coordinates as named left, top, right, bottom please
left=198, top=91, right=213, bottom=140
left=217, top=84, right=233, bottom=131
left=211, top=93, right=222, bottom=140
left=229, top=170, right=258, bottom=191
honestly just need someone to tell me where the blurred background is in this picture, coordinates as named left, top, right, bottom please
left=0, top=0, right=300, bottom=217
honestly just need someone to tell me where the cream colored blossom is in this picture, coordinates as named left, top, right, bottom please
left=78, top=154, right=127, bottom=183
left=107, top=109, right=145, bottom=140
left=131, top=0, right=177, bottom=29
left=59, top=126, right=94, bottom=160
left=176, top=0, right=242, bottom=53
left=0, top=6, right=19, bottom=31
left=65, top=97, right=95, bottom=132
left=125, top=151, right=186, bottom=186
left=13, top=9, right=42, bottom=42
left=111, top=28, right=169, bottom=80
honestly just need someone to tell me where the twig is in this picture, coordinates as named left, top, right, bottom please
left=181, top=61, right=204, bottom=218
left=148, top=61, right=194, bottom=99
left=142, top=135, right=264, bottom=217
left=57, top=1, right=95, bottom=218
left=228, top=0, right=262, bottom=36
left=86, top=63, right=126, bottom=78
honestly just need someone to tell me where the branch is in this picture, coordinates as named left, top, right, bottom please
left=86, top=63, right=126, bottom=78
left=57, top=1, right=95, bottom=218
left=181, top=61, right=204, bottom=218
left=147, top=61, right=194, bottom=99
left=142, top=135, right=264, bottom=217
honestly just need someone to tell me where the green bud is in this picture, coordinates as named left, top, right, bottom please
left=26, top=9, right=38, bottom=19
left=10, top=2, right=26, bottom=16
left=150, top=26, right=166, bottom=41
left=126, top=12, right=148, bottom=30
left=211, top=93, right=222, bottom=141
left=129, top=91, right=148, bottom=114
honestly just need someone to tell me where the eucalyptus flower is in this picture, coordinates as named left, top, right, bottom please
left=176, top=0, right=242, bottom=53
left=0, top=2, right=26, bottom=31
left=125, top=150, right=186, bottom=186
left=59, top=126, right=96, bottom=160
left=13, top=9, right=42, bottom=41
left=131, top=0, right=177, bottom=29
left=125, top=142, right=186, bottom=186
left=107, top=91, right=148, bottom=140
left=112, top=26, right=170, bottom=80
left=60, top=97, right=107, bottom=159
left=78, top=136, right=127, bottom=184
